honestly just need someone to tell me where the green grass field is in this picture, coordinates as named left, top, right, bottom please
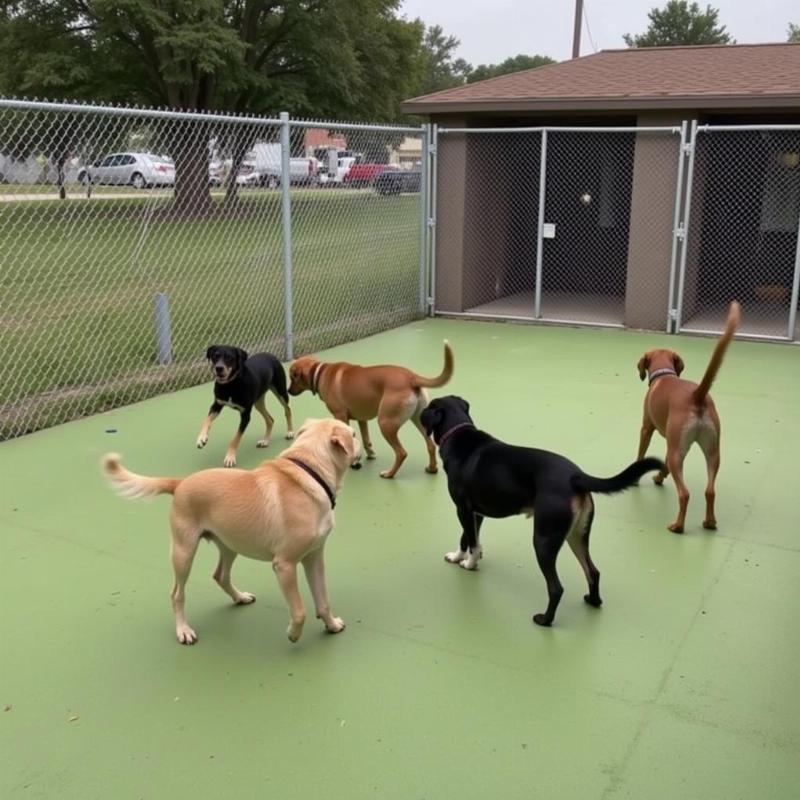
left=0, top=189, right=422, bottom=438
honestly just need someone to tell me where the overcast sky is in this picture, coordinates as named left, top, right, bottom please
left=399, top=0, right=797, bottom=65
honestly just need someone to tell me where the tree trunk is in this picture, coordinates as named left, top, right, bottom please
left=171, top=120, right=214, bottom=217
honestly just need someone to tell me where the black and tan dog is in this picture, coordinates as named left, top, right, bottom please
left=197, top=346, right=294, bottom=467
left=421, top=396, right=665, bottom=627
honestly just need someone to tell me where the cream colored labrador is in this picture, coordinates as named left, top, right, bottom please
left=102, top=418, right=361, bottom=646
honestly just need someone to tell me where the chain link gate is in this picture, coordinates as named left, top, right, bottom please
left=431, top=125, right=685, bottom=329
left=0, top=98, right=426, bottom=439
left=675, top=123, right=800, bottom=341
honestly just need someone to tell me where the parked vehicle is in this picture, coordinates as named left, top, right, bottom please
left=316, top=148, right=363, bottom=186
left=77, top=153, right=175, bottom=188
left=374, top=169, right=422, bottom=195
left=246, top=142, right=318, bottom=187
left=343, top=163, right=398, bottom=188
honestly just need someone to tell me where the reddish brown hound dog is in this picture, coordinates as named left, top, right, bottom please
left=636, top=301, right=740, bottom=533
left=288, top=341, right=454, bottom=479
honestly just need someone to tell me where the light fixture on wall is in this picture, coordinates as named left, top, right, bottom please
left=580, top=191, right=592, bottom=205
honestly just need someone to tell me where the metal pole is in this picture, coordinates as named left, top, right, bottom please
left=534, top=129, right=548, bottom=319
left=154, top=292, right=172, bottom=365
left=279, top=111, right=294, bottom=360
left=666, top=120, right=688, bottom=332
left=572, top=0, right=584, bottom=58
left=429, top=123, right=439, bottom=316
left=418, top=124, right=429, bottom=316
left=674, top=119, right=698, bottom=333
left=788, top=211, right=800, bottom=341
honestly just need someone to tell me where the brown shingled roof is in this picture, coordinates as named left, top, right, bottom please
left=402, top=43, right=800, bottom=114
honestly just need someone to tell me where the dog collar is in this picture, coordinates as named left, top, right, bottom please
left=310, top=363, right=326, bottom=396
left=648, top=367, right=677, bottom=386
left=284, top=457, right=336, bottom=509
left=438, top=422, right=474, bottom=446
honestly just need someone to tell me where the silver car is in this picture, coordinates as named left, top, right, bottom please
left=78, top=152, right=175, bottom=188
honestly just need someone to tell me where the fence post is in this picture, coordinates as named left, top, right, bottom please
left=534, top=129, right=548, bottom=320
left=428, top=123, right=439, bottom=316
left=788, top=212, right=800, bottom=341
left=154, top=292, right=172, bottom=365
left=666, top=120, right=688, bottom=333
left=280, top=111, right=295, bottom=360
left=418, top=124, right=429, bottom=316
left=674, top=119, right=699, bottom=333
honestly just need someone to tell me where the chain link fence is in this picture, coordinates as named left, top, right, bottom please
left=677, top=124, right=800, bottom=340
left=0, top=99, right=425, bottom=439
left=433, top=126, right=685, bottom=329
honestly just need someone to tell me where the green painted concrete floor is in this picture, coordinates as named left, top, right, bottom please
left=2, top=319, right=799, bottom=800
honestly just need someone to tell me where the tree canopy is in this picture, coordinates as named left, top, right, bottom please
left=788, top=23, right=800, bottom=42
left=623, top=1, right=733, bottom=47
left=467, top=54, right=555, bottom=84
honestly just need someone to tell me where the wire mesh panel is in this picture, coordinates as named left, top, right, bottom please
left=435, top=129, right=541, bottom=318
left=541, top=129, right=683, bottom=327
left=0, top=100, right=426, bottom=439
left=677, top=126, right=800, bottom=340
left=289, top=122, right=424, bottom=355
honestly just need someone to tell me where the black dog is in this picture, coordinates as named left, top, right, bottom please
left=421, top=396, right=665, bottom=627
left=197, top=346, right=294, bottom=467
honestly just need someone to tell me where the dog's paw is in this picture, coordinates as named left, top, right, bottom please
left=223, top=454, right=237, bottom=468
left=256, top=438, right=271, bottom=448
left=532, top=613, right=552, bottom=627
left=584, top=593, right=602, bottom=608
left=285, top=431, right=295, bottom=440
left=459, top=557, right=479, bottom=571
left=444, top=550, right=466, bottom=564
left=425, top=465, right=438, bottom=474
left=366, top=451, right=377, bottom=460
left=234, top=592, right=256, bottom=605
left=702, top=519, right=717, bottom=531
left=653, top=474, right=666, bottom=486
left=667, top=522, right=684, bottom=534
left=287, top=620, right=304, bottom=643
left=379, top=469, right=396, bottom=479
left=324, top=617, right=346, bottom=634
left=176, top=624, right=198, bottom=645
left=196, top=435, right=208, bottom=449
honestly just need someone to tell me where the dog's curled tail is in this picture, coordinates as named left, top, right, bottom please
left=414, top=340, right=454, bottom=388
left=572, top=457, right=666, bottom=495
left=102, top=453, right=181, bottom=499
left=693, top=300, right=740, bottom=408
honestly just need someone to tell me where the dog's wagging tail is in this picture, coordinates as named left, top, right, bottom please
left=102, top=453, right=180, bottom=499
left=572, top=456, right=666, bottom=495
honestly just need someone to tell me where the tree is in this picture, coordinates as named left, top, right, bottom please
left=467, top=54, right=555, bottom=84
left=623, top=1, right=733, bottom=48
left=788, top=23, right=800, bottom=42
left=416, top=24, right=471, bottom=95
left=0, top=1, right=426, bottom=212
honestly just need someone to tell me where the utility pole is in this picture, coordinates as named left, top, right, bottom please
left=572, top=0, right=583, bottom=58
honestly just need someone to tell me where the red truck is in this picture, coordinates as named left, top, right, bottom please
left=342, top=162, right=398, bottom=188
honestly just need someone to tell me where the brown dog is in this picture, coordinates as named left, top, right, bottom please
left=636, top=301, right=740, bottom=533
left=103, top=418, right=361, bottom=645
left=288, top=341, right=454, bottom=479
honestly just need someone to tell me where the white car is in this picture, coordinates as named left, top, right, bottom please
left=77, top=153, right=175, bottom=188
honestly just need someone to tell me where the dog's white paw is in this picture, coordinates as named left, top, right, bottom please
left=256, top=438, right=271, bottom=448
left=223, top=454, right=237, bottom=468
left=366, top=450, right=377, bottom=460
left=234, top=592, right=256, bottom=605
left=445, top=550, right=466, bottom=564
left=285, top=430, right=295, bottom=440
left=287, top=620, right=305, bottom=643
left=176, top=624, right=198, bottom=645
left=459, top=556, right=479, bottom=571
left=196, top=435, right=208, bottom=449
left=325, top=617, right=346, bottom=634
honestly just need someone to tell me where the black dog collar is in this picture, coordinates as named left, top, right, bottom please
left=648, top=367, right=677, bottom=386
left=438, top=422, right=474, bottom=446
left=285, top=457, right=336, bottom=509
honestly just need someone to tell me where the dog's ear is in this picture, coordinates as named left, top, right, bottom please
left=637, top=354, right=649, bottom=381
left=205, top=346, right=217, bottom=361
left=672, top=353, right=685, bottom=376
left=421, top=406, right=443, bottom=436
left=456, top=397, right=470, bottom=415
left=235, top=348, right=248, bottom=369
left=330, top=428, right=355, bottom=458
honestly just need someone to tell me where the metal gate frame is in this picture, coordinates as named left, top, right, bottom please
left=673, top=122, right=800, bottom=342
left=427, top=124, right=686, bottom=330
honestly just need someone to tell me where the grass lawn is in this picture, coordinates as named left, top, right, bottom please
left=0, top=188, right=422, bottom=438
